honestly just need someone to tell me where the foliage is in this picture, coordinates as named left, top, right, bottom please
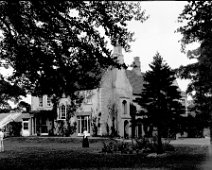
left=91, top=116, right=98, bottom=137
left=102, top=140, right=130, bottom=154
left=177, top=1, right=212, bottom=139
left=17, top=101, right=31, bottom=112
left=55, top=119, right=66, bottom=136
left=107, top=100, right=119, bottom=137
left=0, top=2, right=147, bottom=133
left=182, top=114, right=205, bottom=138
left=0, top=74, right=25, bottom=111
left=8, top=121, right=22, bottom=137
left=101, top=137, right=175, bottom=154
left=135, top=53, right=184, bottom=153
left=0, top=1, right=147, bottom=97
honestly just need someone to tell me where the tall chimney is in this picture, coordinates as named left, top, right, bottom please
left=132, top=56, right=141, bottom=76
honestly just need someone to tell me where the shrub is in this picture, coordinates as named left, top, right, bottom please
left=8, top=121, right=22, bottom=137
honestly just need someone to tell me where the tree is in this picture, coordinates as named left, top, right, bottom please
left=177, top=1, right=212, bottom=141
left=136, top=53, right=184, bottom=154
left=0, top=74, right=25, bottom=112
left=0, top=2, right=147, bottom=135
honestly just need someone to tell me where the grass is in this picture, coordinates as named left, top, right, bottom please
left=0, top=137, right=210, bottom=170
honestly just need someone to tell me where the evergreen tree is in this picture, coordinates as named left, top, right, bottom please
left=136, top=53, right=184, bottom=154
left=177, top=1, right=212, bottom=141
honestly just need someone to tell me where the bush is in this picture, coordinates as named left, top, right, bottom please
left=8, top=121, right=22, bottom=137
left=101, top=137, right=175, bottom=154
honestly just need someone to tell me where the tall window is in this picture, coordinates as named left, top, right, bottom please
left=39, top=96, right=43, bottom=107
left=59, top=105, right=66, bottom=119
left=84, top=90, right=92, bottom=104
left=47, top=96, right=51, bottom=106
left=122, top=100, right=127, bottom=114
left=77, top=116, right=90, bottom=134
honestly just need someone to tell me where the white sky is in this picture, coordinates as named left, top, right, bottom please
left=122, top=1, right=197, bottom=92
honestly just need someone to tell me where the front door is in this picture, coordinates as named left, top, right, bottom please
left=22, top=119, right=30, bottom=136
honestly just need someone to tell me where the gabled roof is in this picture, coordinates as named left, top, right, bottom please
left=0, top=112, right=22, bottom=128
left=126, top=70, right=144, bottom=95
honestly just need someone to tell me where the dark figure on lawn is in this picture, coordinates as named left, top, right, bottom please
left=82, top=128, right=89, bottom=148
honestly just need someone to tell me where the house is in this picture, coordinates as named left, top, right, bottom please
left=29, top=44, right=185, bottom=138
left=29, top=44, right=146, bottom=138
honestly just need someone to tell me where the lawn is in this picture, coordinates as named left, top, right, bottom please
left=0, top=137, right=210, bottom=170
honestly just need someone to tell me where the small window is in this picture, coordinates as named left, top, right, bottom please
left=59, top=105, right=66, bottom=119
left=39, top=96, right=43, bottom=107
left=47, top=96, right=51, bottom=106
left=23, top=122, right=29, bottom=130
left=122, top=100, right=127, bottom=114
left=84, top=90, right=92, bottom=104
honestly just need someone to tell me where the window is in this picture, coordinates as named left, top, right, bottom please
left=77, top=116, right=90, bottom=134
left=122, top=100, right=127, bottom=114
left=47, top=96, right=51, bottom=106
left=59, top=105, right=66, bottom=119
left=39, top=96, right=43, bottom=107
left=23, top=122, right=29, bottom=130
left=84, top=90, right=92, bottom=104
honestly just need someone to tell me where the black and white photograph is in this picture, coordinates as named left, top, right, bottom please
left=0, top=1, right=212, bottom=169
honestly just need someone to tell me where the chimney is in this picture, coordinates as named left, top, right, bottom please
left=112, top=42, right=124, bottom=64
left=132, top=56, right=141, bottom=76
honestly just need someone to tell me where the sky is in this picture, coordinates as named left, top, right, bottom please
left=122, top=1, right=197, bottom=92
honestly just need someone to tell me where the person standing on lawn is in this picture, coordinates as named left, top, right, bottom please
left=82, top=127, right=89, bottom=148
left=0, top=128, right=4, bottom=152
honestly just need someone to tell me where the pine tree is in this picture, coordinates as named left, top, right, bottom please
left=136, top=53, right=184, bottom=154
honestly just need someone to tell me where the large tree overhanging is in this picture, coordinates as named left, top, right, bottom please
left=0, top=1, right=148, bottom=98
left=177, top=1, right=212, bottom=139
left=0, top=2, right=148, bottom=135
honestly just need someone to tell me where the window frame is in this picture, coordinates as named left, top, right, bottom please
left=58, top=104, right=66, bottom=120
left=77, top=115, right=90, bottom=134
left=47, top=96, right=51, bottom=107
left=84, top=90, right=92, bottom=104
left=39, top=96, right=43, bottom=107
left=122, top=100, right=127, bottom=115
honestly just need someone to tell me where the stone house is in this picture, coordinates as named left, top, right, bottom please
left=29, top=45, right=150, bottom=138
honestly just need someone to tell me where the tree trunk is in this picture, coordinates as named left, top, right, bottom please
left=157, top=126, right=163, bottom=154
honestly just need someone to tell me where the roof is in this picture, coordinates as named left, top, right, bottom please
left=126, top=70, right=144, bottom=95
left=0, top=112, right=22, bottom=128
